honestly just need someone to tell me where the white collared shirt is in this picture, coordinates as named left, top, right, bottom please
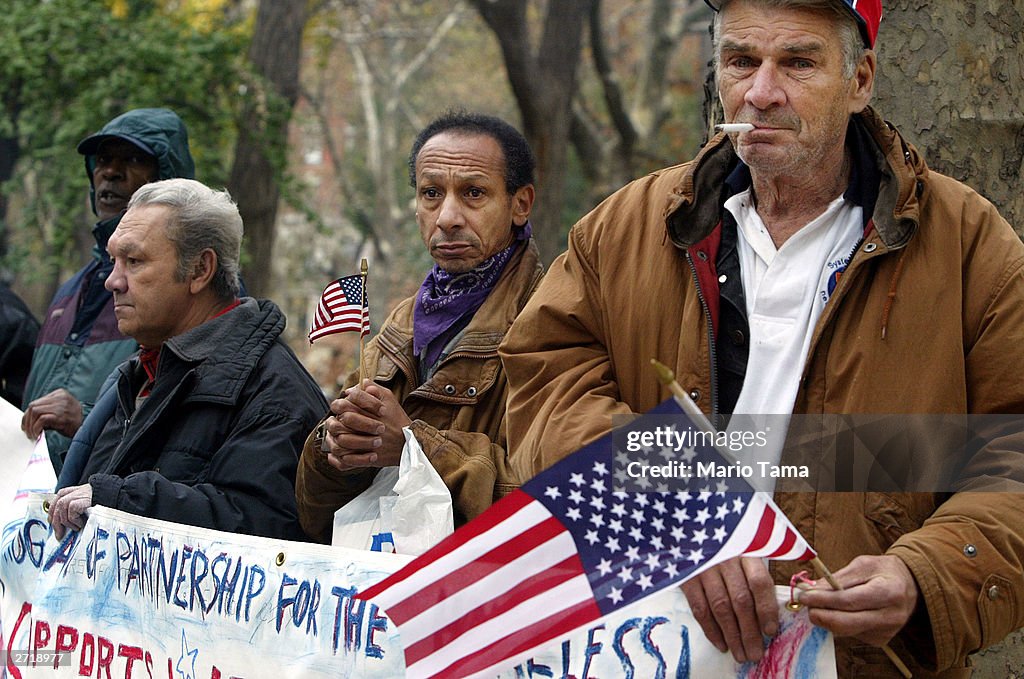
left=724, top=189, right=862, bottom=481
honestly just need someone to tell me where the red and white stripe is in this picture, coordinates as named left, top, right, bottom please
left=360, top=491, right=601, bottom=679
left=308, top=281, right=368, bottom=342
left=723, top=493, right=816, bottom=562
left=359, top=489, right=815, bottom=679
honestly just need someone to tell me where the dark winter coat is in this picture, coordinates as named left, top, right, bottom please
left=0, top=281, right=39, bottom=406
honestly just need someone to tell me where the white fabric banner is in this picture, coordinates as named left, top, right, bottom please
left=1, top=498, right=835, bottom=678
left=0, top=399, right=55, bottom=530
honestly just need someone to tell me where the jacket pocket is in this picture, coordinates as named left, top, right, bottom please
left=979, top=573, right=1017, bottom=650
left=420, top=355, right=503, bottom=405
left=863, top=493, right=938, bottom=545
left=151, top=447, right=212, bottom=485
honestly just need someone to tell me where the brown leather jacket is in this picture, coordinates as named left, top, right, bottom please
left=296, top=240, right=543, bottom=543
left=500, top=109, right=1024, bottom=677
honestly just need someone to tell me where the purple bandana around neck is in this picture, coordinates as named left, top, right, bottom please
left=413, top=222, right=532, bottom=369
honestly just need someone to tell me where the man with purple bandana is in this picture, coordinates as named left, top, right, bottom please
left=295, top=111, right=543, bottom=543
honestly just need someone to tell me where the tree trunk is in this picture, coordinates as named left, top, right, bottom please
left=470, top=0, right=593, bottom=264
left=873, top=0, right=1024, bottom=236
left=228, top=0, right=309, bottom=297
left=871, top=3, right=1024, bottom=675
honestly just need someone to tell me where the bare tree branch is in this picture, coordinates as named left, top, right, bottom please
left=393, top=3, right=465, bottom=92
left=468, top=0, right=593, bottom=263
left=570, top=103, right=605, bottom=185
left=468, top=0, right=538, bottom=123
left=588, top=0, right=638, bottom=152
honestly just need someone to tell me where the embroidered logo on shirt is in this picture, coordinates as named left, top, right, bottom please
left=821, top=255, right=852, bottom=304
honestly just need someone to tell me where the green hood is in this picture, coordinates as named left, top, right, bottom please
left=78, top=107, right=196, bottom=215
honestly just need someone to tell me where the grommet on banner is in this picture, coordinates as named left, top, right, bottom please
left=787, top=570, right=816, bottom=611
left=276, top=552, right=286, bottom=566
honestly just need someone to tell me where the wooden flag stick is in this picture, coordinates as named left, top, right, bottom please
left=650, top=359, right=716, bottom=434
left=650, top=359, right=741, bottom=468
left=650, top=358, right=912, bottom=678
left=358, top=258, right=368, bottom=385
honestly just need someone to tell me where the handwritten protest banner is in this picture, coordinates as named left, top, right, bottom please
left=0, top=400, right=54, bottom=530
left=1, top=498, right=834, bottom=678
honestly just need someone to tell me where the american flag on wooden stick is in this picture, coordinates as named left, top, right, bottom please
left=308, top=273, right=369, bottom=343
left=357, top=399, right=815, bottom=678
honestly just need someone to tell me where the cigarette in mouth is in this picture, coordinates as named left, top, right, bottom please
left=716, top=123, right=756, bottom=133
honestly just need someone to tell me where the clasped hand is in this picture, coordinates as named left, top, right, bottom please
left=321, top=379, right=411, bottom=472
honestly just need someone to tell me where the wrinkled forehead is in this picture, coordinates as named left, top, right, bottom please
left=415, top=132, right=506, bottom=182
left=109, top=204, right=173, bottom=250
left=415, top=133, right=507, bottom=195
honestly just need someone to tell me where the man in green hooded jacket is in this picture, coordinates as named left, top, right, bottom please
left=21, top=108, right=195, bottom=473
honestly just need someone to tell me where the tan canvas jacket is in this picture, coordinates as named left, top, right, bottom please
left=500, top=108, right=1024, bottom=677
left=296, top=240, right=544, bottom=543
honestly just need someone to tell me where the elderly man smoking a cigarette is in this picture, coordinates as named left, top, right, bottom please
left=500, top=0, right=1024, bottom=676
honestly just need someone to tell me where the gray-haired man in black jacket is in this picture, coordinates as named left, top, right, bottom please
left=48, top=178, right=327, bottom=541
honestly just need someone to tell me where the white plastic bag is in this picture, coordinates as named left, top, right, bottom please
left=331, top=427, right=454, bottom=555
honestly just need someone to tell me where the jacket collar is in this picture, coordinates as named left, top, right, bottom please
left=156, top=297, right=285, bottom=404
left=461, top=238, right=544, bottom=343
left=91, top=214, right=122, bottom=263
left=664, top=106, right=925, bottom=250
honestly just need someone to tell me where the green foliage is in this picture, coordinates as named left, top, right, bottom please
left=0, top=0, right=248, bottom=282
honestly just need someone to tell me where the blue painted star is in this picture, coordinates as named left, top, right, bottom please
left=176, top=630, right=198, bottom=679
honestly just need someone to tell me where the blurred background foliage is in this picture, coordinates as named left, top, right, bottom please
left=0, top=0, right=247, bottom=292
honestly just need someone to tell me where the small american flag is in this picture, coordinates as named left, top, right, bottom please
left=308, top=273, right=369, bottom=343
left=357, top=399, right=815, bottom=678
